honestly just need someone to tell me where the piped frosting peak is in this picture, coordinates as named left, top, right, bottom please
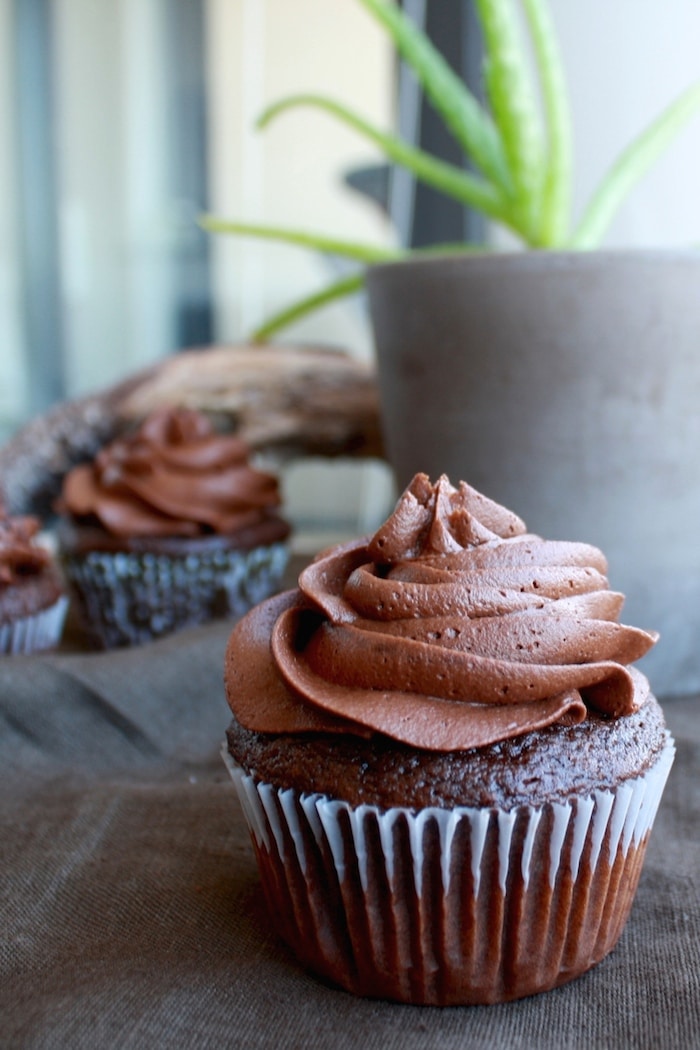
left=226, top=473, right=657, bottom=750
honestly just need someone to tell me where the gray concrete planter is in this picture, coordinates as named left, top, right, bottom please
left=366, top=250, right=700, bottom=696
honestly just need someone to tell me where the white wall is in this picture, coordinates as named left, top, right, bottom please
left=204, top=0, right=397, bottom=535
left=204, top=0, right=394, bottom=354
left=54, top=0, right=179, bottom=397
left=0, top=0, right=28, bottom=439
left=557, top=0, right=700, bottom=248
left=492, top=0, right=700, bottom=249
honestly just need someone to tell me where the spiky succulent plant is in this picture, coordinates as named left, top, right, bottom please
left=202, top=0, right=700, bottom=340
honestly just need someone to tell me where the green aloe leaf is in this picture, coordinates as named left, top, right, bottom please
left=357, top=0, right=511, bottom=193
left=475, top=0, right=546, bottom=239
left=258, top=94, right=525, bottom=237
left=199, top=216, right=402, bottom=264
left=521, top=0, right=573, bottom=246
left=249, top=242, right=487, bottom=342
left=252, top=273, right=365, bottom=342
left=202, top=0, right=700, bottom=341
left=572, top=81, right=700, bottom=249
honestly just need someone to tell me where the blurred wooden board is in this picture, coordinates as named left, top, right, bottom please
left=0, top=344, right=383, bottom=517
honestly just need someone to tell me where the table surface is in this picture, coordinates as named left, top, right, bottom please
left=2, top=607, right=699, bottom=1050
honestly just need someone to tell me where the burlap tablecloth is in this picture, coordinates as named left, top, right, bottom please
left=2, top=612, right=699, bottom=1049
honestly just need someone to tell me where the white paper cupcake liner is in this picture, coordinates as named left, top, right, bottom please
left=63, top=542, right=288, bottom=648
left=222, top=735, right=675, bottom=1005
left=0, top=595, right=69, bottom=655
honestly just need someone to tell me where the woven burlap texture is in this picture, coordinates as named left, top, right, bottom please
left=1, top=618, right=698, bottom=1050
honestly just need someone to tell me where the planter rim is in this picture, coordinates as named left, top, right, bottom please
left=366, top=247, right=700, bottom=283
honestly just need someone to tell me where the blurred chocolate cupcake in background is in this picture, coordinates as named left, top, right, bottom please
left=0, top=506, right=68, bottom=654
left=57, top=407, right=290, bottom=648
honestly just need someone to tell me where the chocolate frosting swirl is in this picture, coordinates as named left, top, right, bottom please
left=0, top=508, right=51, bottom=585
left=226, top=474, right=658, bottom=751
left=61, top=408, right=284, bottom=538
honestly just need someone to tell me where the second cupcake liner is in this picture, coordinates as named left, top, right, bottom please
left=63, top=543, right=289, bottom=648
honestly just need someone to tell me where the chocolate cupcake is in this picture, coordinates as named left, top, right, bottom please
left=223, top=473, right=674, bottom=1005
left=0, top=506, right=68, bottom=654
left=58, top=407, right=290, bottom=648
